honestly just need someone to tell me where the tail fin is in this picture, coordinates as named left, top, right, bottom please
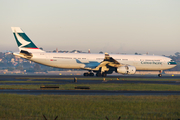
left=11, top=27, right=44, bottom=53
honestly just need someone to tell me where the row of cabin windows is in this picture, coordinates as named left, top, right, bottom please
left=52, top=57, right=161, bottom=62
left=96, top=58, right=128, bottom=60
left=143, top=59, right=160, bottom=61
left=53, top=57, right=86, bottom=59
left=53, top=57, right=129, bottom=61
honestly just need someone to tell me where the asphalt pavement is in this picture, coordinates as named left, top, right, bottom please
left=0, top=74, right=180, bottom=95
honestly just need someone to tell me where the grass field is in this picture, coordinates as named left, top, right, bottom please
left=0, top=94, right=179, bottom=120
left=0, top=81, right=53, bottom=83
left=0, top=83, right=180, bottom=91
left=0, top=77, right=180, bottom=119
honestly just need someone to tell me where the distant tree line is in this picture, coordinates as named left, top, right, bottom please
left=1, top=51, right=180, bottom=72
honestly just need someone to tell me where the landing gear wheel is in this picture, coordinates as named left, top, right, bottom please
left=102, top=72, right=107, bottom=77
left=158, top=74, right=162, bottom=77
left=158, top=70, right=162, bottom=77
left=84, top=73, right=88, bottom=76
left=90, top=73, right=94, bottom=76
left=96, top=72, right=102, bottom=77
left=84, top=72, right=94, bottom=76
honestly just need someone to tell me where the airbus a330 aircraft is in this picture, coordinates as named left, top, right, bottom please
left=11, top=27, right=177, bottom=77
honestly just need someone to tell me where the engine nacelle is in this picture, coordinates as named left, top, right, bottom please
left=116, top=65, right=136, bottom=74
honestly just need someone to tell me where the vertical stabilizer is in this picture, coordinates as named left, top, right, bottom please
left=11, top=27, right=44, bottom=53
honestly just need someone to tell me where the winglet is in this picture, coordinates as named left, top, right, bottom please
left=104, top=53, right=120, bottom=66
left=105, top=52, right=109, bottom=57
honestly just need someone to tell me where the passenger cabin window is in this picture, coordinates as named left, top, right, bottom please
left=53, top=57, right=72, bottom=59
left=96, top=58, right=103, bottom=60
left=145, top=59, right=160, bottom=61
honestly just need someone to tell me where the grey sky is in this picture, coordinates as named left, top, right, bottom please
left=0, top=0, right=180, bottom=55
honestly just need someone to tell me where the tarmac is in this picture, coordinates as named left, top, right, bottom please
left=0, top=89, right=180, bottom=95
left=0, top=74, right=180, bottom=95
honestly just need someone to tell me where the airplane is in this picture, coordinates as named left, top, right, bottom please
left=11, top=27, right=177, bottom=77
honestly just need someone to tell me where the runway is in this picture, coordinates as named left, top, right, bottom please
left=1, top=74, right=180, bottom=79
left=0, top=89, right=180, bottom=95
left=0, top=80, right=179, bottom=85
left=0, top=74, right=180, bottom=85
left=0, top=74, right=180, bottom=95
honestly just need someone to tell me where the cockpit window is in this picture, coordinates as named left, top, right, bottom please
left=168, top=60, right=177, bottom=65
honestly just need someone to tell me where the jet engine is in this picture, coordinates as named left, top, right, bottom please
left=116, top=65, right=136, bottom=74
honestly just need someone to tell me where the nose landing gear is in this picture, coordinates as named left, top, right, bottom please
left=158, top=74, right=162, bottom=77
left=158, top=70, right=162, bottom=77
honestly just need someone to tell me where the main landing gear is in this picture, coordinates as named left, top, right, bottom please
left=158, top=70, right=162, bottom=77
left=83, top=72, right=94, bottom=76
left=83, top=72, right=107, bottom=77
left=96, top=72, right=107, bottom=77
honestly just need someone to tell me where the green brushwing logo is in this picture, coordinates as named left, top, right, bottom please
left=13, top=31, right=38, bottom=48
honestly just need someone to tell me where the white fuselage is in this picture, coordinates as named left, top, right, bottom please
left=11, top=27, right=177, bottom=76
left=26, top=52, right=175, bottom=71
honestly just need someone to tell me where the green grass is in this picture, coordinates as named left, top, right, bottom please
left=0, top=83, right=180, bottom=91
left=0, top=94, right=179, bottom=120
left=0, top=81, right=53, bottom=83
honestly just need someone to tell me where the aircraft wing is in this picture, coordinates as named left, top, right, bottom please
left=91, top=53, right=122, bottom=71
left=78, top=53, right=122, bottom=71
